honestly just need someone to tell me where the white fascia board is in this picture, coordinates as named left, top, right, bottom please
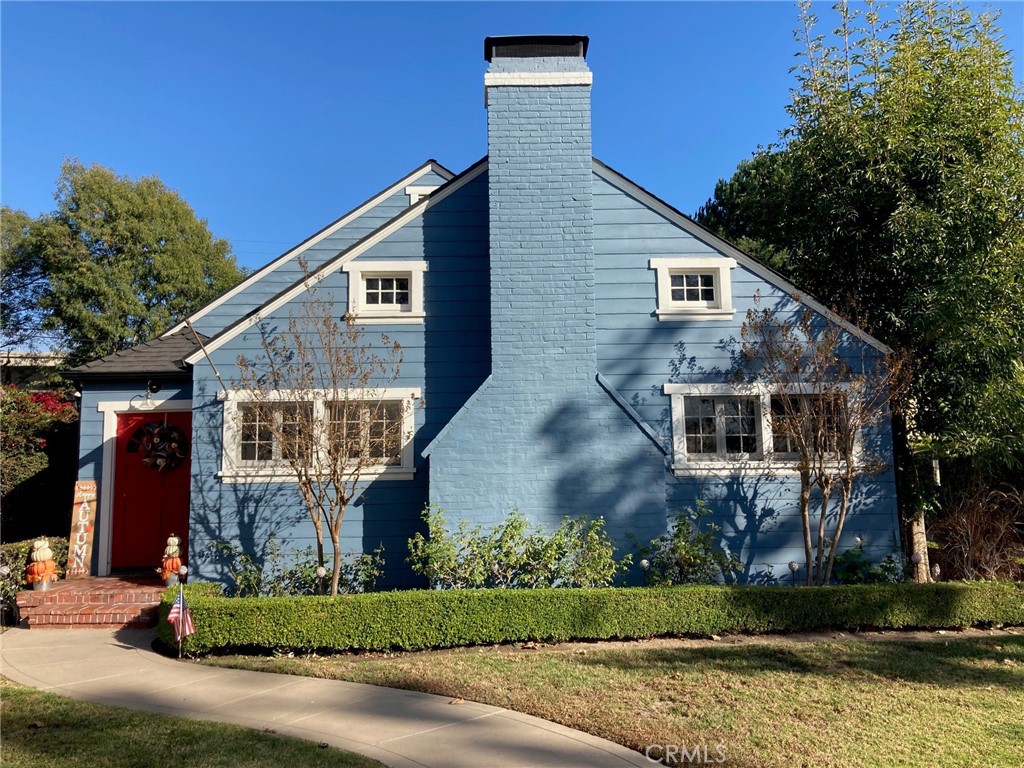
left=593, top=161, right=891, bottom=355
left=164, top=161, right=454, bottom=338
left=185, top=162, right=489, bottom=365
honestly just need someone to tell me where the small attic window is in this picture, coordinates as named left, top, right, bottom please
left=343, top=260, right=428, bottom=324
left=649, top=257, right=737, bottom=321
left=405, top=185, right=438, bottom=205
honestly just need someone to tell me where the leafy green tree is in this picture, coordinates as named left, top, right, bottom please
left=697, top=0, right=1024, bottom=472
left=27, top=160, right=244, bottom=364
left=1, top=207, right=49, bottom=351
left=0, top=387, right=77, bottom=498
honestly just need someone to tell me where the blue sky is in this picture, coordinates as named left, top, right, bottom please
left=3, top=1, right=1022, bottom=271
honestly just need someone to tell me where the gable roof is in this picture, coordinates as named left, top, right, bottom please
left=184, top=156, right=888, bottom=366
left=162, top=159, right=454, bottom=338
left=68, top=330, right=208, bottom=380
left=183, top=158, right=489, bottom=366
left=592, top=159, right=891, bottom=354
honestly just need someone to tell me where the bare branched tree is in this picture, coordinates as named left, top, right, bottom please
left=740, top=295, right=909, bottom=585
left=235, top=267, right=409, bottom=595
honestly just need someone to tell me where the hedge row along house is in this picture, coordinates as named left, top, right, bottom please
left=69, top=36, right=900, bottom=586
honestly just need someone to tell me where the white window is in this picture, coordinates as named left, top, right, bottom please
left=649, top=257, right=737, bottom=320
left=220, top=387, right=420, bottom=482
left=238, top=401, right=312, bottom=465
left=664, top=383, right=856, bottom=476
left=343, top=260, right=427, bottom=324
left=683, top=396, right=761, bottom=459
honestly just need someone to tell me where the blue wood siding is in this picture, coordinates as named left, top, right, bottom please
left=188, top=173, right=490, bottom=587
left=191, top=169, right=451, bottom=337
left=592, top=173, right=901, bottom=582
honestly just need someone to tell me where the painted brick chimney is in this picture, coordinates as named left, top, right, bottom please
left=425, top=36, right=665, bottom=548
left=484, top=35, right=595, bottom=381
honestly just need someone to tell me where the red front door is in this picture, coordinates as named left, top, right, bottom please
left=112, top=411, right=192, bottom=570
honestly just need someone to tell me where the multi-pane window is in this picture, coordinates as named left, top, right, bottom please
left=670, top=273, right=716, bottom=305
left=770, top=395, right=841, bottom=456
left=239, top=405, right=273, bottom=462
left=238, top=402, right=312, bottom=464
left=650, top=258, right=736, bottom=320
left=364, top=276, right=410, bottom=308
left=328, top=400, right=404, bottom=465
left=684, top=396, right=760, bottom=458
left=224, top=388, right=420, bottom=482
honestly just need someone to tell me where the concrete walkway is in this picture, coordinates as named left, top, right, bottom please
left=0, top=627, right=649, bottom=768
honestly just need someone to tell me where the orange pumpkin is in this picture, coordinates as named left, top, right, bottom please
left=161, top=556, right=182, bottom=581
left=26, top=559, right=57, bottom=583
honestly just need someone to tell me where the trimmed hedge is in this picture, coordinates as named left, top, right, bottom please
left=158, top=581, right=1024, bottom=655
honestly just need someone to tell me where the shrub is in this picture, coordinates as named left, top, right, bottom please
left=207, top=537, right=384, bottom=597
left=930, top=485, right=1024, bottom=581
left=0, top=387, right=77, bottom=498
left=157, top=580, right=1024, bottom=656
left=0, top=536, right=69, bottom=625
left=639, top=502, right=742, bottom=585
left=406, top=506, right=630, bottom=589
left=832, top=544, right=906, bottom=585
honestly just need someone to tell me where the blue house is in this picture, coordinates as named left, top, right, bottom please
left=70, top=36, right=900, bottom=585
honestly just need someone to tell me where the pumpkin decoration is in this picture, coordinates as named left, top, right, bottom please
left=159, top=534, right=183, bottom=581
left=26, top=539, right=59, bottom=586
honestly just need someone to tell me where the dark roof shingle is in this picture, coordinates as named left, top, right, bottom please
left=69, top=330, right=206, bottom=379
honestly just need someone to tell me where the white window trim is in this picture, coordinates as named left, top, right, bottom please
left=342, top=260, right=427, bottom=324
left=405, top=185, right=439, bottom=205
left=219, top=387, right=420, bottom=483
left=663, top=382, right=861, bottom=477
left=649, top=257, right=737, bottom=320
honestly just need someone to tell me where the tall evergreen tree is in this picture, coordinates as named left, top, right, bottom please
left=3, top=160, right=245, bottom=363
left=698, top=0, right=1024, bottom=470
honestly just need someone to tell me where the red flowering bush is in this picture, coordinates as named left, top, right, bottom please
left=0, top=386, right=77, bottom=498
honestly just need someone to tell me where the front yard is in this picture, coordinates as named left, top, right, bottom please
left=201, top=628, right=1024, bottom=767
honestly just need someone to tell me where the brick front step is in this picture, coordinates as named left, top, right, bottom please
left=24, top=602, right=159, bottom=629
left=15, top=575, right=168, bottom=630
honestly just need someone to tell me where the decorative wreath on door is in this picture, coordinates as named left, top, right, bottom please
left=126, top=422, right=189, bottom=472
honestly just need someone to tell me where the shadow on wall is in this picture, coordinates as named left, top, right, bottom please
left=537, top=394, right=667, bottom=586
left=187, top=387, right=308, bottom=586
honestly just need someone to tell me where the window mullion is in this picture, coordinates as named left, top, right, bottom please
left=715, top=399, right=726, bottom=455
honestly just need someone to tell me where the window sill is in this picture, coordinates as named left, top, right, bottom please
left=217, top=467, right=417, bottom=484
left=670, top=459, right=849, bottom=478
left=350, top=311, right=425, bottom=325
left=656, top=308, right=736, bottom=322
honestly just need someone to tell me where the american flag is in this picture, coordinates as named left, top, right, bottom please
left=167, top=589, right=196, bottom=641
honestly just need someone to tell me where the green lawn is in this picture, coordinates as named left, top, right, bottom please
left=200, top=629, right=1024, bottom=768
left=0, top=678, right=384, bottom=768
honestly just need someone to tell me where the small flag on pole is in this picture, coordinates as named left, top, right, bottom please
left=167, top=588, right=196, bottom=642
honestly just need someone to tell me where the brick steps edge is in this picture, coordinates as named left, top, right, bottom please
left=17, top=590, right=165, bottom=609
left=21, top=602, right=160, bottom=629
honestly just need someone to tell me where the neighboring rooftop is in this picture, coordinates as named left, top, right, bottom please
left=68, top=330, right=206, bottom=380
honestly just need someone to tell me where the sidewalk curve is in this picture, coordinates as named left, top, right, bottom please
left=1, top=627, right=650, bottom=768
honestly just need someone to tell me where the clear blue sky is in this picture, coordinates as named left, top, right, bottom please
left=3, top=1, right=1022, bottom=271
